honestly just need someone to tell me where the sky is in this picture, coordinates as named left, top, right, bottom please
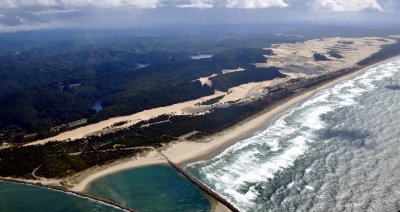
left=0, top=0, right=399, bottom=33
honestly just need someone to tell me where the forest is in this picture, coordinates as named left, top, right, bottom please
left=0, top=33, right=288, bottom=141
left=1, top=29, right=399, bottom=178
left=0, top=58, right=383, bottom=179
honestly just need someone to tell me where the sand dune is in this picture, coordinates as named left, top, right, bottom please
left=25, top=91, right=225, bottom=146
left=264, top=37, right=395, bottom=74
left=69, top=55, right=400, bottom=193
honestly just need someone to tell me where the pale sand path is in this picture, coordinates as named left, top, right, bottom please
left=25, top=36, right=395, bottom=147
left=198, top=74, right=218, bottom=86
left=218, top=79, right=283, bottom=104
left=5, top=56, right=398, bottom=212
left=24, top=80, right=285, bottom=146
left=169, top=56, right=400, bottom=165
left=71, top=55, right=400, bottom=194
left=26, top=91, right=225, bottom=146
left=4, top=37, right=399, bottom=212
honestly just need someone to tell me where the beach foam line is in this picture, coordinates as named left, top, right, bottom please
left=186, top=57, right=400, bottom=210
left=65, top=55, right=400, bottom=206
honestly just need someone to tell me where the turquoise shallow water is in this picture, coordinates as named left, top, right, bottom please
left=86, top=165, right=211, bottom=212
left=0, top=181, right=123, bottom=212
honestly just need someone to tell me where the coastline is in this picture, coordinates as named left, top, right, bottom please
left=0, top=179, right=136, bottom=212
left=69, top=54, right=400, bottom=193
left=163, top=55, right=400, bottom=165
left=1, top=54, right=399, bottom=212
left=69, top=151, right=168, bottom=192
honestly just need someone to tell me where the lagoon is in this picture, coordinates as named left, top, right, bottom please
left=86, top=165, right=211, bottom=212
left=0, top=181, right=123, bottom=212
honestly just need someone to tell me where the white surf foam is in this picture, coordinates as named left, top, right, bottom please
left=188, top=59, right=400, bottom=210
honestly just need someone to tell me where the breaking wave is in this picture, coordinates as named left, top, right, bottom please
left=186, top=59, right=400, bottom=211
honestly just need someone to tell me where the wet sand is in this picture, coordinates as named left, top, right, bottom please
left=70, top=55, right=400, bottom=194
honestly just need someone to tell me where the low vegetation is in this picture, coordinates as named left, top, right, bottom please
left=0, top=41, right=277, bottom=141
left=1, top=32, right=398, bottom=179
left=0, top=64, right=369, bottom=178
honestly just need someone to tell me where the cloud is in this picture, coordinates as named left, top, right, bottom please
left=0, top=0, right=397, bottom=33
left=31, top=9, right=79, bottom=15
left=15, top=15, right=25, bottom=23
left=0, top=21, right=67, bottom=33
left=0, top=0, right=389, bottom=11
left=176, top=0, right=213, bottom=8
left=0, top=0, right=290, bottom=10
left=0, top=0, right=16, bottom=8
left=226, top=0, right=289, bottom=9
left=315, top=0, right=383, bottom=12
left=176, top=0, right=289, bottom=9
left=0, top=0, right=162, bottom=9
left=381, top=0, right=400, bottom=11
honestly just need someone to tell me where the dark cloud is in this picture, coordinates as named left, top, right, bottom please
left=0, top=0, right=398, bottom=32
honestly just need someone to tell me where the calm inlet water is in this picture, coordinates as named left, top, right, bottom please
left=86, top=165, right=211, bottom=212
left=191, top=54, right=213, bottom=60
left=0, top=181, right=123, bottom=212
left=92, top=101, right=103, bottom=113
left=187, top=59, right=400, bottom=211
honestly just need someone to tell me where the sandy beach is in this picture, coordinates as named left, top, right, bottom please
left=5, top=53, right=397, bottom=212
left=68, top=55, right=400, bottom=195
left=0, top=54, right=397, bottom=212
left=23, top=36, right=395, bottom=148
left=69, top=151, right=167, bottom=192
left=0, top=53, right=393, bottom=212
left=162, top=56, right=400, bottom=166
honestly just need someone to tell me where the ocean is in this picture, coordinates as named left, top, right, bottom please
left=86, top=165, right=211, bottom=212
left=0, top=181, right=123, bottom=212
left=186, top=59, right=400, bottom=211
left=2, top=59, right=399, bottom=212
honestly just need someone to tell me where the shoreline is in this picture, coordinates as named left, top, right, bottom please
left=164, top=55, right=400, bottom=166
left=1, top=54, right=399, bottom=212
left=69, top=151, right=168, bottom=192
left=69, top=54, right=400, bottom=193
left=0, top=178, right=136, bottom=212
